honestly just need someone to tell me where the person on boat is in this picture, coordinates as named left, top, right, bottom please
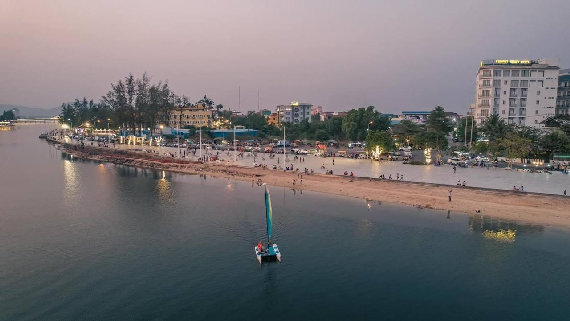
left=257, top=241, right=264, bottom=253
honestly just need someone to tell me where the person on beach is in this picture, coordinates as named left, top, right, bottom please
left=520, top=185, right=524, bottom=192
left=453, top=166, right=457, bottom=174
left=389, top=174, right=392, bottom=180
left=564, top=189, right=567, bottom=196
left=448, top=189, right=452, bottom=202
left=462, top=180, right=466, bottom=187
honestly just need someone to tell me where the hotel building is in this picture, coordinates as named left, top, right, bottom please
left=556, top=69, right=570, bottom=116
left=474, top=59, right=559, bottom=128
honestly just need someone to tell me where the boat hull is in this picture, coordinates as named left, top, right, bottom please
left=254, top=244, right=281, bottom=264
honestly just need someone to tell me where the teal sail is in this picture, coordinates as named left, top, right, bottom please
left=265, top=185, right=272, bottom=242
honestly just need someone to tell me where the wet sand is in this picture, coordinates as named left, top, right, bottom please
left=56, top=141, right=570, bottom=228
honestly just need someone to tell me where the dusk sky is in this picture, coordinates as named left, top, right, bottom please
left=1, top=0, right=569, bottom=113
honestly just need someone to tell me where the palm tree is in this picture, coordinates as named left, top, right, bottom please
left=199, top=95, right=214, bottom=110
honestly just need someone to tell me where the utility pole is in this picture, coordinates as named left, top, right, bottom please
left=464, top=117, right=468, bottom=147
left=469, top=116, right=474, bottom=149
left=199, top=127, right=202, bottom=160
left=233, top=125, right=237, bottom=162
left=283, top=126, right=286, bottom=166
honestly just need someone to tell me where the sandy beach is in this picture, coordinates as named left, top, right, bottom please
left=55, top=141, right=570, bottom=229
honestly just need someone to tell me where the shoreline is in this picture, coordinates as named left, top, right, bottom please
left=52, top=140, right=570, bottom=229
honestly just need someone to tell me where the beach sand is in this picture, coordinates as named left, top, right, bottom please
left=58, top=142, right=570, bottom=228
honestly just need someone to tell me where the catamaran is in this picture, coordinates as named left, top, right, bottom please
left=255, top=185, right=282, bottom=263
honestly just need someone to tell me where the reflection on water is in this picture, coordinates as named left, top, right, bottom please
left=469, top=214, right=544, bottom=243
left=155, top=174, right=174, bottom=204
left=483, top=229, right=516, bottom=242
left=63, top=159, right=79, bottom=204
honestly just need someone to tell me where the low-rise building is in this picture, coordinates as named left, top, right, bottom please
left=402, top=111, right=431, bottom=124
left=277, top=101, right=313, bottom=124
left=167, top=103, right=212, bottom=128
left=319, top=111, right=347, bottom=121
left=311, top=105, right=323, bottom=116
left=267, top=113, right=279, bottom=126
left=556, top=69, right=570, bottom=116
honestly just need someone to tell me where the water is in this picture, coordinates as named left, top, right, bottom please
left=1, top=125, right=569, bottom=320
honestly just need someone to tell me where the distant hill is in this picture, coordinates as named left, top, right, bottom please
left=0, top=104, right=60, bottom=118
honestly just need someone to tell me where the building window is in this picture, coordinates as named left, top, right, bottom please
left=520, top=80, right=528, bottom=87
left=481, top=109, right=489, bottom=117
left=537, top=90, right=540, bottom=95
left=521, top=70, right=529, bottom=77
left=511, top=70, right=520, bottom=77
left=483, top=70, right=491, bottom=77
left=493, top=80, right=501, bottom=87
left=494, top=98, right=500, bottom=107
left=536, top=100, right=540, bottom=105
left=495, top=88, right=501, bottom=96
left=511, top=80, right=519, bottom=87
left=483, top=80, right=491, bottom=87
left=510, top=88, right=517, bottom=97
left=521, top=88, right=528, bottom=97
left=493, top=70, right=501, bottom=77
left=535, top=110, right=538, bottom=115
left=521, top=98, right=527, bottom=107
left=482, top=90, right=490, bottom=97
left=503, top=70, right=510, bottom=77
left=502, top=110, right=505, bottom=115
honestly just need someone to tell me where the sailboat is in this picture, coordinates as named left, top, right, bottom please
left=255, top=185, right=282, bottom=263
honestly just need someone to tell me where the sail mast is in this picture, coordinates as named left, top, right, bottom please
left=265, top=185, right=272, bottom=243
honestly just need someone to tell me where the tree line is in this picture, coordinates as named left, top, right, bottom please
left=60, top=73, right=222, bottom=132
left=0, top=110, right=16, bottom=121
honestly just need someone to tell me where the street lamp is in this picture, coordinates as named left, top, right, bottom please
left=107, top=118, right=111, bottom=144
left=367, top=121, right=373, bottom=132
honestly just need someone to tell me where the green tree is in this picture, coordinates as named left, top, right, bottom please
left=474, top=141, right=489, bottom=155
left=456, top=116, right=478, bottom=144
left=540, top=130, right=570, bottom=160
left=481, top=114, right=511, bottom=142
left=0, top=110, right=16, bottom=121
left=500, top=132, right=531, bottom=165
left=365, top=130, right=395, bottom=153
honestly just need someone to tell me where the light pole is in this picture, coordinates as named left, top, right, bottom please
left=233, top=125, right=237, bottom=162
left=367, top=121, right=373, bottom=132
left=107, top=118, right=111, bottom=145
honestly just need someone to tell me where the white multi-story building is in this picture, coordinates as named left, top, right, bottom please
left=474, top=59, right=559, bottom=128
left=276, top=101, right=313, bottom=124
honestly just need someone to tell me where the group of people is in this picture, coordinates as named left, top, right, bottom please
left=378, top=173, right=404, bottom=181
left=513, top=185, right=524, bottom=192
left=456, top=180, right=467, bottom=187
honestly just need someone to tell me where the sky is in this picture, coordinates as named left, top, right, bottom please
left=1, top=0, right=570, bottom=114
